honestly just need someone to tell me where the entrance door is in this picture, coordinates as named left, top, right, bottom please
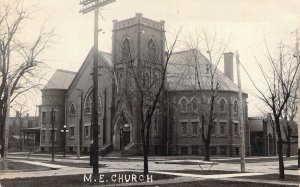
left=123, top=130, right=130, bottom=147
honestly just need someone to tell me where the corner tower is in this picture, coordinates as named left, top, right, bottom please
left=111, top=13, right=165, bottom=155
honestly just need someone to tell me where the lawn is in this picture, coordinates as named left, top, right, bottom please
left=0, top=161, right=51, bottom=172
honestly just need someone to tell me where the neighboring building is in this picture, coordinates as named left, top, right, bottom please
left=8, top=111, right=38, bottom=150
left=38, top=69, right=76, bottom=152
left=166, top=50, right=250, bottom=156
left=38, top=13, right=250, bottom=156
left=249, top=114, right=298, bottom=156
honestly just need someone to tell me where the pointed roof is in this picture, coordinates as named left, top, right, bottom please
left=44, top=69, right=76, bottom=90
left=43, top=49, right=112, bottom=91
left=167, top=49, right=240, bottom=92
left=67, top=48, right=112, bottom=93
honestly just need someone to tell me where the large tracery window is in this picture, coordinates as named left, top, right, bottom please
left=147, top=38, right=157, bottom=62
left=121, top=38, right=131, bottom=62
left=85, top=89, right=102, bottom=114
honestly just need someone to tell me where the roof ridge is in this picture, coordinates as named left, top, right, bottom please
left=57, top=69, right=77, bottom=74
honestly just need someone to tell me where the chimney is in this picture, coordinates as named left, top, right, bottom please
left=224, top=52, right=234, bottom=81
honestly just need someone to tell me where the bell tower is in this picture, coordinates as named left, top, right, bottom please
left=111, top=13, right=165, bottom=154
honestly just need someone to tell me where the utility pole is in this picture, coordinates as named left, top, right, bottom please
left=235, top=51, right=246, bottom=172
left=51, top=108, right=55, bottom=162
left=295, top=28, right=300, bottom=168
left=79, top=0, right=115, bottom=181
left=3, top=76, right=11, bottom=169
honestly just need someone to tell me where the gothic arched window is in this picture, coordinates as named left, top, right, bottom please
left=191, top=98, right=198, bottom=112
left=85, top=89, right=102, bottom=114
left=144, top=72, right=150, bottom=88
left=147, top=38, right=157, bottom=62
left=220, top=98, right=226, bottom=112
left=180, top=98, right=188, bottom=112
left=233, top=100, right=238, bottom=114
left=69, top=103, right=76, bottom=116
left=154, top=74, right=159, bottom=90
left=154, top=111, right=158, bottom=136
left=121, top=38, right=131, bottom=62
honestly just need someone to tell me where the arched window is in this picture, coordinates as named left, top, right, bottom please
left=220, top=98, right=226, bottom=112
left=147, top=38, right=157, bottom=62
left=191, top=98, right=198, bottom=112
left=121, top=38, right=131, bottom=62
left=144, top=72, right=149, bottom=88
left=233, top=100, right=238, bottom=114
left=69, top=103, right=76, bottom=115
left=153, top=74, right=159, bottom=90
left=154, top=111, right=158, bottom=136
left=85, top=89, right=102, bottom=113
left=180, top=98, right=188, bottom=112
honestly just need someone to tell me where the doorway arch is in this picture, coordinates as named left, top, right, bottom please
left=112, top=111, right=132, bottom=151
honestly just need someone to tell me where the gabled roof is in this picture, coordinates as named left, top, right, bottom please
left=44, top=69, right=76, bottom=90
left=167, top=49, right=240, bottom=92
left=67, top=48, right=112, bottom=93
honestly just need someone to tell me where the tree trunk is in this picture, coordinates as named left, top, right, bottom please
left=275, top=116, right=285, bottom=179
left=142, top=128, right=149, bottom=176
left=0, top=116, right=5, bottom=157
left=286, top=138, right=291, bottom=158
left=204, top=142, right=210, bottom=161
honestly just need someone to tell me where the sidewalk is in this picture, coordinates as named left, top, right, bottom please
left=2, top=154, right=299, bottom=186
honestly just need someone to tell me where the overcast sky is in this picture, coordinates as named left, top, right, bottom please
left=2, top=0, right=300, bottom=117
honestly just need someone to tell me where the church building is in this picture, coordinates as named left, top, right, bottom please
left=38, top=13, right=250, bottom=156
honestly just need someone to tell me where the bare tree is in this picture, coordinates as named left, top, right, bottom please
left=242, top=37, right=300, bottom=179
left=175, top=30, right=230, bottom=161
left=282, top=78, right=299, bottom=157
left=0, top=0, right=53, bottom=157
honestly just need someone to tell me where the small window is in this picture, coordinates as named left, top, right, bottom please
left=42, top=112, right=47, bottom=124
left=220, top=122, right=226, bottom=135
left=234, top=101, right=238, bottom=114
left=69, top=127, right=75, bottom=139
left=154, top=74, right=159, bottom=90
left=181, top=147, right=188, bottom=155
left=70, top=104, right=76, bottom=115
left=143, top=72, right=149, bottom=88
left=50, top=111, right=57, bottom=123
left=220, top=146, right=227, bottom=155
left=85, top=126, right=89, bottom=138
left=28, top=121, right=33, bottom=128
left=234, top=123, right=239, bottom=135
left=220, top=99, right=226, bottom=112
left=191, top=98, right=198, bottom=112
left=154, top=111, right=158, bottom=136
left=210, top=147, right=217, bottom=155
left=192, top=122, right=198, bottom=134
left=192, top=146, right=199, bottom=155
left=180, top=98, right=188, bottom=112
left=181, top=122, right=187, bottom=135
left=41, top=130, right=46, bottom=141
left=235, top=147, right=239, bottom=156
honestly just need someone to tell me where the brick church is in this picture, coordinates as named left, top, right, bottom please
left=38, top=13, right=250, bottom=156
